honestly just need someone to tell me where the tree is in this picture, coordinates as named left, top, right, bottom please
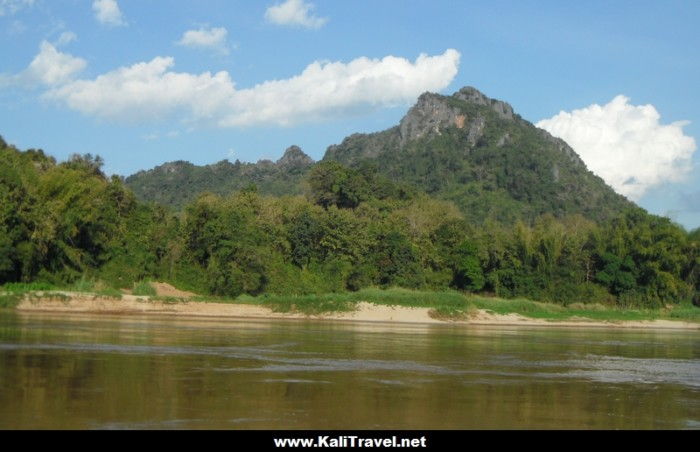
left=308, top=161, right=370, bottom=209
left=595, top=253, right=637, bottom=296
left=374, top=231, right=424, bottom=288
left=61, top=153, right=105, bottom=177
left=289, top=209, right=323, bottom=268
left=453, top=240, right=485, bottom=291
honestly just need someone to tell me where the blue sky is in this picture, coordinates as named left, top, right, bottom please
left=1, top=0, right=699, bottom=229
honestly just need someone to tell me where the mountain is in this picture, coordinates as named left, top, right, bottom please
left=125, top=87, right=632, bottom=222
left=323, top=87, right=632, bottom=222
left=125, top=145, right=314, bottom=209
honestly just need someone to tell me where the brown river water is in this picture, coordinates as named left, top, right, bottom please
left=0, top=311, right=698, bottom=429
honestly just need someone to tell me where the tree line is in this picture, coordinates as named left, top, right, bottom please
left=1, top=139, right=698, bottom=308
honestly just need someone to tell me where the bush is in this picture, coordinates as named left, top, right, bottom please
left=1, top=282, right=56, bottom=293
left=71, top=276, right=95, bottom=293
left=133, top=281, right=157, bottom=297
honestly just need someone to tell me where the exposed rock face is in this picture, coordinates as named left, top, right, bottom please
left=497, top=132, right=511, bottom=147
left=399, top=93, right=465, bottom=145
left=467, top=116, right=486, bottom=147
left=398, top=87, right=516, bottom=147
left=453, top=86, right=514, bottom=120
left=276, top=145, right=314, bottom=169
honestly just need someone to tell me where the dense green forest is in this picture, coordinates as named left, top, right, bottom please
left=1, top=135, right=699, bottom=309
left=125, top=145, right=314, bottom=210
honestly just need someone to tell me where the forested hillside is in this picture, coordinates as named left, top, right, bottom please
left=127, top=87, right=633, bottom=224
left=125, top=146, right=314, bottom=210
left=1, top=135, right=699, bottom=308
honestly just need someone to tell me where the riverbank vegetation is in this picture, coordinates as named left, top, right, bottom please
left=235, top=288, right=700, bottom=322
left=1, top=138, right=700, bottom=318
left=3, top=284, right=699, bottom=324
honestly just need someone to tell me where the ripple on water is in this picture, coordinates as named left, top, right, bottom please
left=685, top=419, right=700, bottom=429
left=251, top=357, right=458, bottom=374
left=95, top=417, right=273, bottom=429
left=558, top=355, right=700, bottom=388
left=486, top=353, right=700, bottom=389
left=0, top=342, right=309, bottom=359
left=262, top=379, right=332, bottom=384
left=0, top=342, right=460, bottom=376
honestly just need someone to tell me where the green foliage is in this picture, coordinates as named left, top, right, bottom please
left=71, top=276, right=95, bottom=293
left=596, top=253, right=638, bottom=295
left=1, top=133, right=697, bottom=312
left=0, top=293, right=22, bottom=309
left=308, top=161, right=371, bottom=209
left=322, top=92, right=632, bottom=224
left=288, top=209, right=323, bottom=268
left=1, top=282, right=57, bottom=293
left=125, top=155, right=313, bottom=210
left=453, top=240, right=485, bottom=291
left=256, top=292, right=358, bottom=315
left=132, top=281, right=156, bottom=297
left=374, top=231, right=425, bottom=288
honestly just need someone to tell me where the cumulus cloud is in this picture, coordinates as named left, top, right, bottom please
left=537, top=96, right=697, bottom=200
left=92, top=0, right=125, bottom=27
left=24, top=40, right=87, bottom=86
left=0, top=37, right=84, bottom=88
left=265, top=0, right=328, bottom=29
left=44, top=49, right=461, bottom=127
left=0, top=0, right=34, bottom=16
left=177, top=27, right=229, bottom=54
left=45, top=57, right=235, bottom=122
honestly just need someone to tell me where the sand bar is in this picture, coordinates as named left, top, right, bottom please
left=15, top=292, right=700, bottom=331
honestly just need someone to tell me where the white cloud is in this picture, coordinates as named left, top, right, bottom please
left=177, top=27, right=229, bottom=54
left=24, top=40, right=87, bottom=86
left=45, top=49, right=461, bottom=127
left=46, top=56, right=234, bottom=122
left=265, top=0, right=328, bottom=29
left=92, top=0, right=125, bottom=27
left=0, top=0, right=34, bottom=16
left=537, top=96, right=697, bottom=200
left=55, top=31, right=77, bottom=46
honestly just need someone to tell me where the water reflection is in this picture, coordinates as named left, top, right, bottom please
left=0, top=311, right=698, bottom=429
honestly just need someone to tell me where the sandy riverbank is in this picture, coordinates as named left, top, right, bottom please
left=15, top=293, right=700, bottom=330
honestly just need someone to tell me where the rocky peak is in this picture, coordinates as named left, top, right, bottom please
left=399, top=92, right=467, bottom=145
left=276, top=145, right=314, bottom=168
left=398, top=87, right=517, bottom=146
left=453, top=87, right=515, bottom=120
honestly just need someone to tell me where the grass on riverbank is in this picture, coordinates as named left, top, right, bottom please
left=2, top=281, right=699, bottom=323
left=0, top=282, right=58, bottom=308
left=235, top=288, right=700, bottom=323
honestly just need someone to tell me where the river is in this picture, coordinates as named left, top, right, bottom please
left=0, top=311, right=698, bottom=429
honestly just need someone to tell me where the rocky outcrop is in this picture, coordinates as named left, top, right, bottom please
left=276, top=145, right=314, bottom=169
left=453, top=86, right=515, bottom=120
left=398, top=87, right=516, bottom=147
left=399, top=93, right=466, bottom=145
left=467, top=116, right=486, bottom=147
